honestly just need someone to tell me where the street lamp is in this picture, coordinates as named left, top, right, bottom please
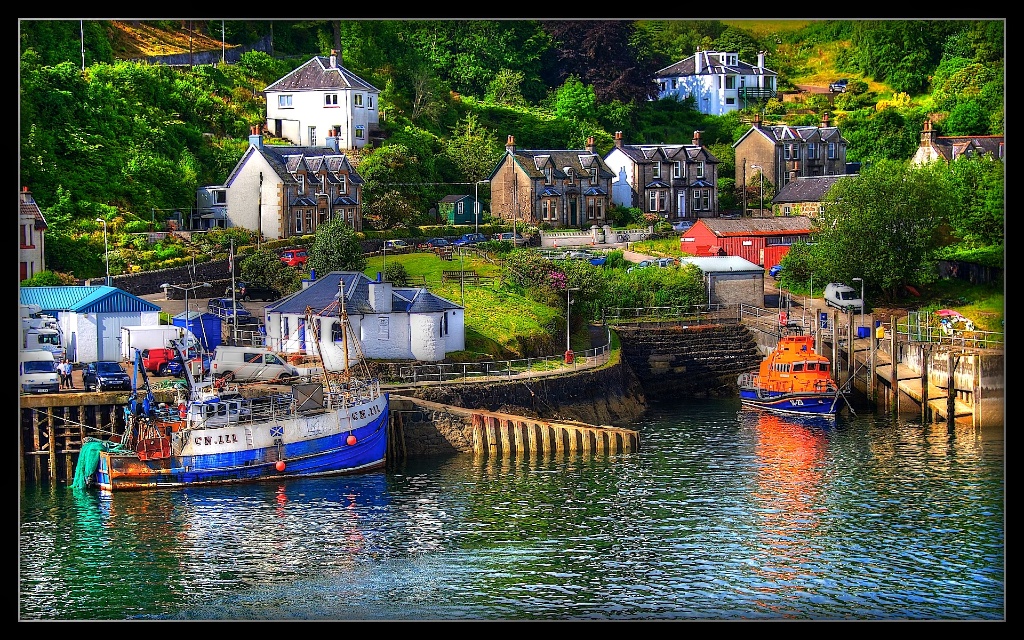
left=160, top=281, right=212, bottom=340
left=565, top=287, right=580, bottom=363
left=852, top=277, right=865, bottom=318
left=750, top=164, right=764, bottom=216
left=95, top=218, right=109, bottom=285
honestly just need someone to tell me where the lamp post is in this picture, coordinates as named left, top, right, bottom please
left=852, top=277, right=864, bottom=317
left=95, top=218, right=109, bottom=286
left=565, top=287, right=580, bottom=363
left=161, top=282, right=212, bottom=340
left=750, top=164, right=764, bottom=216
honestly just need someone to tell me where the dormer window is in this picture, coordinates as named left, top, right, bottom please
left=696, top=161, right=704, bottom=179
left=338, top=174, right=347, bottom=194
left=544, top=167, right=552, bottom=184
left=297, top=175, right=305, bottom=194
left=589, top=167, right=598, bottom=184
left=325, top=93, right=338, bottom=107
left=652, top=161, right=661, bottom=179
left=673, top=161, right=682, bottom=179
left=320, top=174, right=327, bottom=194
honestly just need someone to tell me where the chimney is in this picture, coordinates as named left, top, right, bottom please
left=614, top=131, right=623, bottom=149
left=329, top=49, right=337, bottom=68
left=20, top=186, right=32, bottom=204
left=505, top=135, right=516, bottom=154
left=695, top=48, right=702, bottom=73
left=921, top=120, right=937, bottom=146
left=692, top=130, right=702, bottom=147
left=368, top=279, right=393, bottom=313
left=821, top=113, right=830, bottom=129
left=586, top=136, right=596, bottom=153
left=757, top=50, right=765, bottom=71
left=248, top=125, right=264, bottom=150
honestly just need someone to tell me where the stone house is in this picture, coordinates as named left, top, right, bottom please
left=911, top=120, right=1005, bottom=165
left=19, top=186, right=47, bottom=281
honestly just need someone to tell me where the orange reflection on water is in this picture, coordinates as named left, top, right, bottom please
left=748, top=411, right=830, bottom=614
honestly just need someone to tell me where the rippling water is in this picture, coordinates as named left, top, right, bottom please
left=19, top=398, right=1004, bottom=621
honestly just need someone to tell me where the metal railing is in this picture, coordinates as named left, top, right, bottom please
left=603, top=304, right=738, bottom=326
left=390, top=342, right=611, bottom=385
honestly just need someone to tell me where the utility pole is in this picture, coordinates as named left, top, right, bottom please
left=230, top=237, right=237, bottom=345
left=80, top=20, right=85, bottom=71
left=221, top=20, right=226, bottom=65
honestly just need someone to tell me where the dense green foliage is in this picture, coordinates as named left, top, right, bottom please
left=19, top=18, right=1003, bottom=287
left=307, top=216, right=367, bottom=275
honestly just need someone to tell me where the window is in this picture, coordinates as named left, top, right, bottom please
left=295, top=210, right=303, bottom=234
left=367, top=95, right=374, bottom=109
left=354, top=94, right=363, bottom=108
left=649, top=191, right=657, bottom=212
left=308, top=127, right=317, bottom=146
left=652, top=161, right=661, bottom=179
left=819, top=204, right=825, bottom=216
left=325, top=93, right=338, bottom=107
left=659, top=81, right=666, bottom=92
left=338, top=174, right=347, bottom=193
left=692, top=189, right=711, bottom=211
left=541, top=200, right=551, bottom=220
left=725, top=76, right=735, bottom=90
left=320, top=175, right=327, bottom=194
left=673, top=161, right=682, bottom=179
left=807, top=143, right=816, bottom=159
left=355, top=125, right=364, bottom=140
left=213, top=189, right=227, bottom=204
left=305, top=209, right=313, bottom=232
left=828, top=143, right=837, bottom=159
left=590, top=167, right=598, bottom=184
left=596, top=199, right=604, bottom=220
left=725, top=97, right=735, bottom=105
left=696, top=162, right=704, bottom=179
left=784, top=205, right=791, bottom=216
left=440, top=312, right=449, bottom=337
left=791, top=144, right=800, bottom=159
left=297, top=175, right=305, bottom=194
left=544, top=167, right=552, bottom=184
left=457, top=202, right=464, bottom=215
left=784, top=144, right=792, bottom=160
left=278, top=94, right=293, bottom=108
left=587, top=197, right=596, bottom=220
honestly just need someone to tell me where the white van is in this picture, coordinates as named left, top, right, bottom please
left=20, top=349, right=60, bottom=394
left=210, top=346, right=299, bottom=383
left=824, top=282, right=864, bottom=312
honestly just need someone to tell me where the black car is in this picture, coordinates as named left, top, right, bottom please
left=82, top=361, right=132, bottom=392
left=224, top=281, right=280, bottom=302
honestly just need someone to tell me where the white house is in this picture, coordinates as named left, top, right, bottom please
left=197, top=128, right=365, bottom=238
left=264, top=271, right=465, bottom=364
left=19, top=186, right=47, bottom=281
left=653, top=49, right=777, bottom=116
left=264, top=50, right=379, bottom=150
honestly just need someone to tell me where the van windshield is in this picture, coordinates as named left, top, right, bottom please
left=23, top=360, right=57, bottom=374
left=840, top=291, right=859, bottom=300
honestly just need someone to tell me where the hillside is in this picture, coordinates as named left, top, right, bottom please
left=107, top=20, right=231, bottom=58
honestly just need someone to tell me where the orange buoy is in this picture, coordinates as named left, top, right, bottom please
left=276, top=460, right=286, bottom=472
left=346, top=435, right=357, bottom=446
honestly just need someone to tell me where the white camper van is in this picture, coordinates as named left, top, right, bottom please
left=19, top=349, right=60, bottom=394
left=21, top=304, right=65, bottom=360
left=210, top=346, right=299, bottom=383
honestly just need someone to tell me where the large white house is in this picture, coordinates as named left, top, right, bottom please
left=264, top=272, right=465, bottom=364
left=653, top=49, right=777, bottom=116
left=19, top=186, right=47, bottom=281
left=264, top=50, right=380, bottom=149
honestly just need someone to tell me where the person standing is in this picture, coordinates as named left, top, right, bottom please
left=58, top=359, right=69, bottom=389
left=65, top=359, right=74, bottom=389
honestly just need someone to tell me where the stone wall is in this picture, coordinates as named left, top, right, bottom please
left=92, top=259, right=233, bottom=298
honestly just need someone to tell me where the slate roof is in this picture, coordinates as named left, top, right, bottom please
left=226, top=143, right=364, bottom=189
left=613, top=143, right=720, bottom=165
left=655, top=50, right=777, bottom=79
left=928, top=135, right=1005, bottom=162
left=20, top=286, right=161, bottom=316
left=264, top=55, right=379, bottom=93
left=772, top=175, right=855, bottom=204
left=733, top=121, right=846, bottom=148
left=265, top=272, right=461, bottom=317
left=691, top=216, right=813, bottom=237
left=494, top=148, right=616, bottom=182
left=20, top=189, right=47, bottom=230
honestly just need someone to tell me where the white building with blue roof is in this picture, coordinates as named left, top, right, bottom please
left=19, top=285, right=163, bottom=363
left=264, top=271, right=465, bottom=364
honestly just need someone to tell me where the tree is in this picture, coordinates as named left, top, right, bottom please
left=553, top=75, right=596, bottom=122
left=444, top=113, right=504, bottom=184
left=485, top=69, right=528, bottom=107
left=945, top=156, right=1004, bottom=247
left=943, top=100, right=990, bottom=136
left=307, top=216, right=366, bottom=275
left=363, top=190, right=418, bottom=230
left=811, top=159, right=954, bottom=302
left=240, top=248, right=300, bottom=293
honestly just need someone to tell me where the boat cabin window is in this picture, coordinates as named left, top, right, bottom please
left=805, top=362, right=817, bottom=371
left=793, top=362, right=805, bottom=372
left=820, top=362, right=829, bottom=373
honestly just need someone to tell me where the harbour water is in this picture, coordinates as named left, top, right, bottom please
left=19, top=398, right=1004, bottom=621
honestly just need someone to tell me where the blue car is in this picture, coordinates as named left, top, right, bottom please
left=453, top=232, right=488, bottom=247
left=769, top=264, right=783, bottom=278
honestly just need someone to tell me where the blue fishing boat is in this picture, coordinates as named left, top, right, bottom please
left=736, top=332, right=848, bottom=420
left=75, top=283, right=388, bottom=492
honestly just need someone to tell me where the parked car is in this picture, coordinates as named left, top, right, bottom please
left=279, top=248, right=308, bottom=268
left=210, top=346, right=299, bottom=383
left=82, top=361, right=132, bottom=392
left=768, top=264, right=783, bottom=279
left=829, top=78, right=848, bottom=93
left=672, top=219, right=694, bottom=232
left=207, top=297, right=253, bottom=321
left=141, top=347, right=178, bottom=376
left=493, top=232, right=526, bottom=246
left=824, top=282, right=863, bottom=312
left=384, top=239, right=412, bottom=253
left=453, top=232, right=488, bottom=247
left=418, top=237, right=451, bottom=250
left=626, top=260, right=656, bottom=273
left=224, top=281, right=280, bottom=302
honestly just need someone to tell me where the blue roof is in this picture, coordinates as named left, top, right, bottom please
left=20, top=286, right=161, bottom=315
left=266, top=271, right=461, bottom=316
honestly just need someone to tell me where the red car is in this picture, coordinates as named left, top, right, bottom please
left=279, top=248, right=308, bottom=268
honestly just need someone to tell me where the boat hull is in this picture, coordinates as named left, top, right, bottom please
left=738, top=388, right=839, bottom=419
left=97, top=394, right=389, bottom=491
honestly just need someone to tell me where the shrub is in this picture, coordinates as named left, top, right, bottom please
left=384, top=261, right=410, bottom=286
